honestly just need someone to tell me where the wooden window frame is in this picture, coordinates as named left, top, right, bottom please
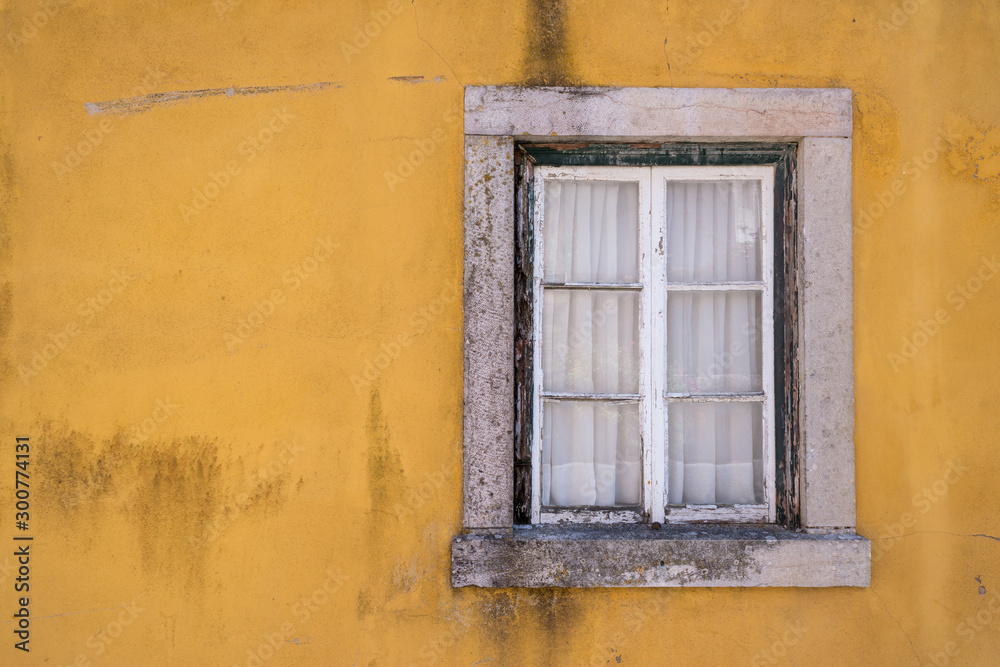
left=519, top=150, right=790, bottom=527
left=530, top=165, right=652, bottom=526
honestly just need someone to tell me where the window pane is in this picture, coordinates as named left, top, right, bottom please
left=542, top=401, right=641, bottom=507
left=543, top=290, right=639, bottom=394
left=667, top=403, right=763, bottom=506
left=665, top=180, right=761, bottom=282
left=667, top=291, right=762, bottom=393
left=543, top=180, right=639, bottom=283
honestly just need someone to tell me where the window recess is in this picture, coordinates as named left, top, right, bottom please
left=522, top=160, right=778, bottom=526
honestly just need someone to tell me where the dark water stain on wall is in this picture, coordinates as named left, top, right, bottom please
left=460, top=587, right=581, bottom=663
left=0, top=283, right=13, bottom=341
left=0, top=150, right=13, bottom=264
left=366, top=389, right=404, bottom=521
left=128, top=436, right=224, bottom=584
left=34, top=422, right=293, bottom=590
left=522, top=0, right=578, bottom=86
left=0, top=135, right=14, bottom=370
left=359, top=388, right=408, bottom=619
left=34, top=424, right=221, bottom=586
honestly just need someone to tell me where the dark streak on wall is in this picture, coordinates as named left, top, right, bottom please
left=523, top=0, right=578, bottom=86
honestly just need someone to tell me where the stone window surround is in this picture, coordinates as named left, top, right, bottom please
left=454, top=86, right=870, bottom=588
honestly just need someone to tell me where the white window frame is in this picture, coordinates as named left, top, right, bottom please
left=454, top=86, right=870, bottom=588
left=532, top=165, right=776, bottom=525
left=531, top=166, right=653, bottom=525
left=657, top=165, right=776, bottom=523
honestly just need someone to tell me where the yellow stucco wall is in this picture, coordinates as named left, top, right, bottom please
left=1, top=0, right=999, bottom=664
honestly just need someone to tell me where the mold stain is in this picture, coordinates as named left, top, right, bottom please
left=466, top=587, right=580, bottom=665
left=0, top=282, right=12, bottom=372
left=366, top=388, right=405, bottom=538
left=0, top=148, right=13, bottom=266
left=522, top=0, right=578, bottom=86
left=34, top=422, right=294, bottom=589
left=119, top=440, right=222, bottom=582
left=525, top=588, right=581, bottom=664
left=356, top=588, right=375, bottom=619
left=360, top=388, right=408, bottom=619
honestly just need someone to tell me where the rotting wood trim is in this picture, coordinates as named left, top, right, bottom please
left=513, top=141, right=801, bottom=528
left=522, top=142, right=794, bottom=167
left=513, top=146, right=535, bottom=524
left=773, top=146, right=800, bottom=527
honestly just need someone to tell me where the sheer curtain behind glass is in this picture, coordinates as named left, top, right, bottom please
left=665, top=181, right=764, bottom=505
left=541, top=180, right=641, bottom=507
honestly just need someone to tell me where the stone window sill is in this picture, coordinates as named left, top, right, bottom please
left=451, top=524, right=870, bottom=588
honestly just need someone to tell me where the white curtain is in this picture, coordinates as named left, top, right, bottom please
left=539, top=178, right=764, bottom=508
left=665, top=181, right=763, bottom=505
left=541, top=180, right=641, bottom=507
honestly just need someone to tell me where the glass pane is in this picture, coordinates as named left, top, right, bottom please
left=667, top=402, right=763, bottom=505
left=665, top=180, right=761, bottom=282
left=543, top=179, right=639, bottom=283
left=543, top=290, right=640, bottom=394
left=666, top=291, right=761, bottom=393
left=542, top=401, right=641, bottom=507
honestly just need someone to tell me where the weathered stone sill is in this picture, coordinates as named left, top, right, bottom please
left=452, top=524, right=870, bottom=588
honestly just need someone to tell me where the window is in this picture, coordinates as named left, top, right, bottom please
left=526, top=164, right=776, bottom=525
left=455, top=86, right=870, bottom=588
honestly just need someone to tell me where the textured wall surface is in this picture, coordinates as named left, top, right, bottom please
left=1, top=1, right=999, bottom=665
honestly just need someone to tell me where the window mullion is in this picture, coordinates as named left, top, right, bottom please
left=648, top=167, right=666, bottom=523
left=530, top=173, right=544, bottom=525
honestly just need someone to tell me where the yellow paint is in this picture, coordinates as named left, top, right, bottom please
left=1, top=0, right=998, bottom=664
